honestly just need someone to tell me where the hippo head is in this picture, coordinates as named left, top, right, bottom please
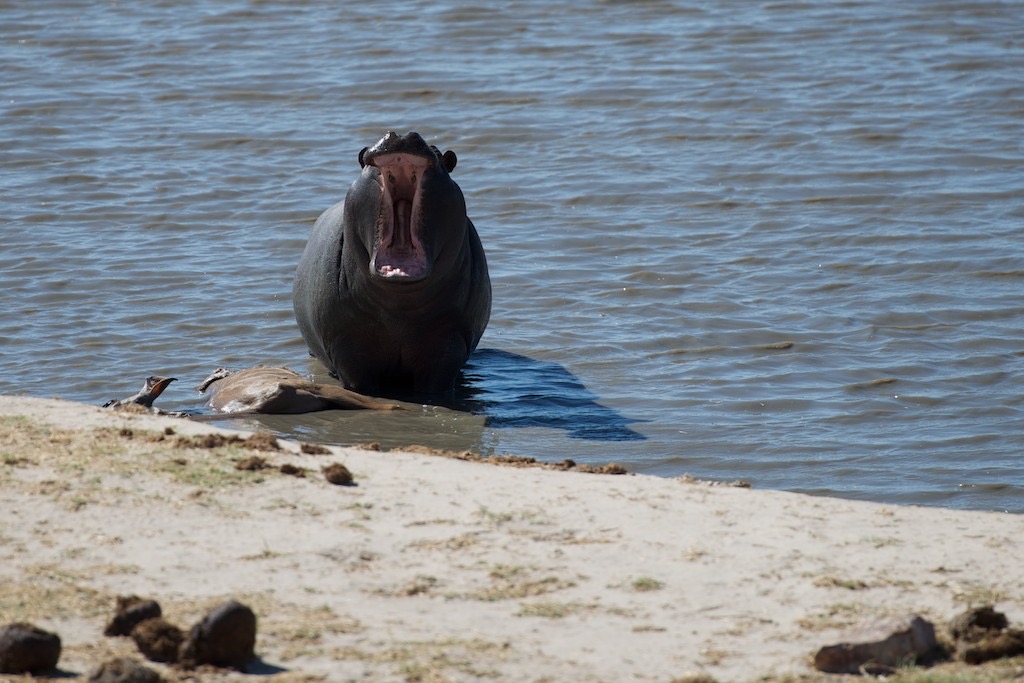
left=354, top=131, right=462, bottom=283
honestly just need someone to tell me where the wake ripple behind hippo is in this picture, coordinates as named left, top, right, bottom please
left=293, top=131, right=491, bottom=395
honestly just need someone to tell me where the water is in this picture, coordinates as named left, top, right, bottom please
left=2, top=1, right=1022, bottom=512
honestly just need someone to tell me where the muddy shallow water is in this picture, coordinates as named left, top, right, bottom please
left=2, top=1, right=1022, bottom=511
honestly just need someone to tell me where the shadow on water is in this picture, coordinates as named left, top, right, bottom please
left=191, top=349, right=644, bottom=452
left=449, top=348, right=646, bottom=442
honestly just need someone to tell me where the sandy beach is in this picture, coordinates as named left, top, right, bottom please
left=1, top=396, right=1022, bottom=682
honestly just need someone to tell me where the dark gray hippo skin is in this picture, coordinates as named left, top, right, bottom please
left=293, top=131, right=491, bottom=395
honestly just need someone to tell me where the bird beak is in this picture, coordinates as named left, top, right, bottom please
left=150, top=376, right=177, bottom=398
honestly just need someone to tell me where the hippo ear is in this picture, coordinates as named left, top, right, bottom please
left=358, top=147, right=369, bottom=168
left=442, top=150, right=457, bottom=172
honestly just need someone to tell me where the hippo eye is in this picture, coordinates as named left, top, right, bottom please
left=388, top=173, right=396, bottom=185
left=411, top=172, right=416, bottom=185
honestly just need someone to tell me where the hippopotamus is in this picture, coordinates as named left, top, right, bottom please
left=293, top=131, right=491, bottom=395
left=196, top=366, right=402, bottom=414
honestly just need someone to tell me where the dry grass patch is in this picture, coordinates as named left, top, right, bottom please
left=374, top=574, right=441, bottom=597
left=755, top=658, right=1024, bottom=683
left=263, top=603, right=364, bottom=661
left=0, top=573, right=111, bottom=623
left=330, top=638, right=509, bottom=680
left=813, top=575, right=871, bottom=591
left=0, top=417, right=294, bottom=501
left=630, top=576, right=666, bottom=592
left=796, top=602, right=874, bottom=631
left=516, top=600, right=594, bottom=619
left=457, top=564, right=575, bottom=602
left=406, top=532, right=481, bottom=552
left=950, top=582, right=1011, bottom=608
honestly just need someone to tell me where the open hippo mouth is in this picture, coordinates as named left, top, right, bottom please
left=369, top=152, right=432, bottom=282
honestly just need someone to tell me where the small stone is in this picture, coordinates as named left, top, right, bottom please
left=131, top=618, right=183, bottom=663
left=950, top=605, right=1009, bottom=643
left=323, top=462, right=354, bottom=486
left=279, top=463, right=307, bottom=477
left=87, top=657, right=163, bottom=683
left=244, top=432, right=280, bottom=451
left=813, top=614, right=938, bottom=674
left=104, top=596, right=162, bottom=637
left=235, top=455, right=270, bottom=471
left=961, top=629, right=1024, bottom=664
left=577, top=462, right=628, bottom=474
left=0, top=622, right=61, bottom=674
left=179, top=599, right=256, bottom=671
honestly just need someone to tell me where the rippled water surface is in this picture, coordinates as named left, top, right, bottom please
left=3, top=1, right=1022, bottom=511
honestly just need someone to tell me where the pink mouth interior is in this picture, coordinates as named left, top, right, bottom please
left=372, top=153, right=431, bottom=280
